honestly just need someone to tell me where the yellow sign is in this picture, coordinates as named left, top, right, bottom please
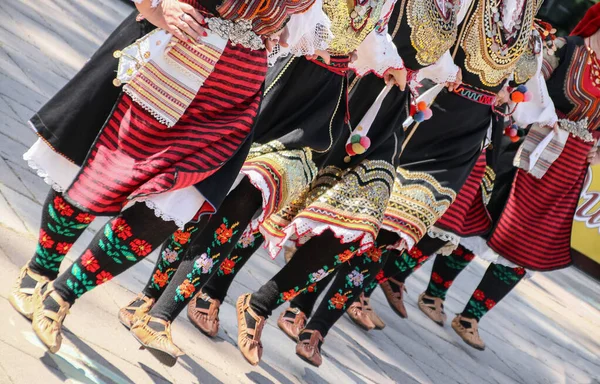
left=571, top=165, right=600, bottom=264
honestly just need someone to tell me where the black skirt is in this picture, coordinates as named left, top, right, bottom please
left=29, top=12, right=156, bottom=166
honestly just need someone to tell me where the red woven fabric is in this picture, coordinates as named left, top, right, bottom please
left=66, top=43, right=267, bottom=215
left=436, top=152, right=491, bottom=237
left=488, top=135, right=593, bottom=271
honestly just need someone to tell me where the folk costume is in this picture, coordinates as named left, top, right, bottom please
left=369, top=8, right=600, bottom=351
left=16, top=0, right=321, bottom=355
left=273, top=0, right=546, bottom=355
left=113, top=0, right=406, bottom=365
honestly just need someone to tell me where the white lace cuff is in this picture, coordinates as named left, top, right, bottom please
left=351, top=30, right=404, bottom=77
left=267, top=0, right=332, bottom=66
left=416, top=51, right=459, bottom=84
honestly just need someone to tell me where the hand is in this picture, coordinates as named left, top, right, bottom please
left=588, top=142, right=599, bottom=164
left=305, top=49, right=331, bottom=65
left=349, top=50, right=358, bottom=63
left=136, top=0, right=206, bottom=42
left=265, top=26, right=290, bottom=53
left=495, top=88, right=510, bottom=106
left=384, top=68, right=408, bottom=91
left=446, top=68, right=462, bottom=92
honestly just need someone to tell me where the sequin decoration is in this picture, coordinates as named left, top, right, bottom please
left=406, top=0, right=461, bottom=66
left=461, top=0, right=539, bottom=86
left=382, top=168, right=456, bottom=250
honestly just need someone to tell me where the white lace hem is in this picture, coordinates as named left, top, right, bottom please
left=267, top=0, right=333, bottom=66
left=261, top=217, right=376, bottom=259
left=239, top=169, right=272, bottom=232
left=427, top=226, right=460, bottom=255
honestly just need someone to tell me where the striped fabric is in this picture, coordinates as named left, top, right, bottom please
left=488, top=135, right=593, bottom=271
left=436, top=152, right=491, bottom=237
left=65, top=43, right=267, bottom=215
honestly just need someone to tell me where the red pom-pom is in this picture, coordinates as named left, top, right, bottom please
left=509, top=128, right=518, bottom=137
left=511, top=91, right=525, bottom=103
left=504, top=127, right=512, bottom=136
left=417, top=101, right=428, bottom=111
left=345, top=143, right=356, bottom=156
left=410, top=104, right=417, bottom=116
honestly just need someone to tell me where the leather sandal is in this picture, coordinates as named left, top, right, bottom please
left=277, top=307, right=307, bottom=341
left=418, top=292, right=447, bottom=326
left=130, top=315, right=184, bottom=367
left=361, top=295, right=385, bottom=330
left=236, top=294, right=265, bottom=366
left=381, top=277, right=408, bottom=318
left=118, top=293, right=155, bottom=329
left=9, top=264, right=50, bottom=320
left=296, top=330, right=323, bottom=367
left=451, top=315, right=486, bottom=350
left=31, top=282, right=70, bottom=353
left=187, top=291, right=220, bottom=338
left=346, top=294, right=376, bottom=331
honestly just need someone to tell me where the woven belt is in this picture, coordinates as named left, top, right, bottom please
left=453, top=84, right=497, bottom=106
left=307, top=55, right=351, bottom=76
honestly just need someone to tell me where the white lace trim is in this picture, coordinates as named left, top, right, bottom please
left=267, top=0, right=333, bottom=66
left=140, top=199, right=186, bottom=229
left=380, top=223, right=414, bottom=252
left=261, top=217, right=375, bottom=259
left=123, top=86, right=174, bottom=127
left=427, top=226, right=460, bottom=255
left=239, top=170, right=272, bottom=232
left=351, top=28, right=404, bottom=77
left=22, top=154, right=65, bottom=193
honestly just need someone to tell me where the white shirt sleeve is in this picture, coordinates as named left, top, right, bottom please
left=512, top=49, right=558, bottom=128
left=415, top=51, right=459, bottom=84
left=267, top=0, right=333, bottom=66
left=131, top=0, right=162, bottom=7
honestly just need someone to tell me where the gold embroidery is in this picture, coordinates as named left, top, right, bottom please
left=462, top=0, right=538, bottom=86
left=383, top=168, right=456, bottom=246
left=406, top=0, right=460, bottom=66
left=325, top=0, right=386, bottom=55
left=513, top=32, right=541, bottom=84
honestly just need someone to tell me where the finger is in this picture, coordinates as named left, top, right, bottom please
left=180, top=4, right=205, bottom=25
left=265, top=39, right=276, bottom=53
left=399, top=79, right=406, bottom=91
left=178, top=20, right=200, bottom=41
left=321, top=51, right=331, bottom=65
left=184, top=15, right=207, bottom=37
left=168, top=25, right=188, bottom=43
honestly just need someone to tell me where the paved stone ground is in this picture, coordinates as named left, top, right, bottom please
left=1, top=1, right=600, bottom=383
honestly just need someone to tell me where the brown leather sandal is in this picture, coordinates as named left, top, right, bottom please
left=451, top=315, right=486, bottom=350
left=346, top=295, right=376, bottom=331
left=31, top=282, right=70, bottom=353
left=9, top=264, right=50, bottom=320
left=277, top=307, right=307, bottom=341
left=361, top=295, right=386, bottom=330
left=418, top=292, right=447, bottom=326
left=118, top=293, right=155, bottom=329
left=381, top=277, right=408, bottom=318
left=236, top=294, right=265, bottom=366
left=130, top=315, right=184, bottom=367
left=187, top=291, right=220, bottom=337
left=296, top=330, right=323, bottom=367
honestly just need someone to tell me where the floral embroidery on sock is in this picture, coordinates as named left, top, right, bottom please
left=81, top=250, right=100, bottom=272
left=328, top=290, right=352, bottom=310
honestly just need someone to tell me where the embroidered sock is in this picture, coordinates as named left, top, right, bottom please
left=141, top=218, right=209, bottom=300
left=52, top=203, right=178, bottom=305
left=303, top=243, right=389, bottom=338
left=461, top=263, right=525, bottom=322
left=425, top=245, right=475, bottom=300
left=148, top=179, right=262, bottom=322
left=202, top=231, right=264, bottom=303
left=249, top=232, right=360, bottom=319
left=29, top=190, right=95, bottom=279
left=288, top=271, right=335, bottom=317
